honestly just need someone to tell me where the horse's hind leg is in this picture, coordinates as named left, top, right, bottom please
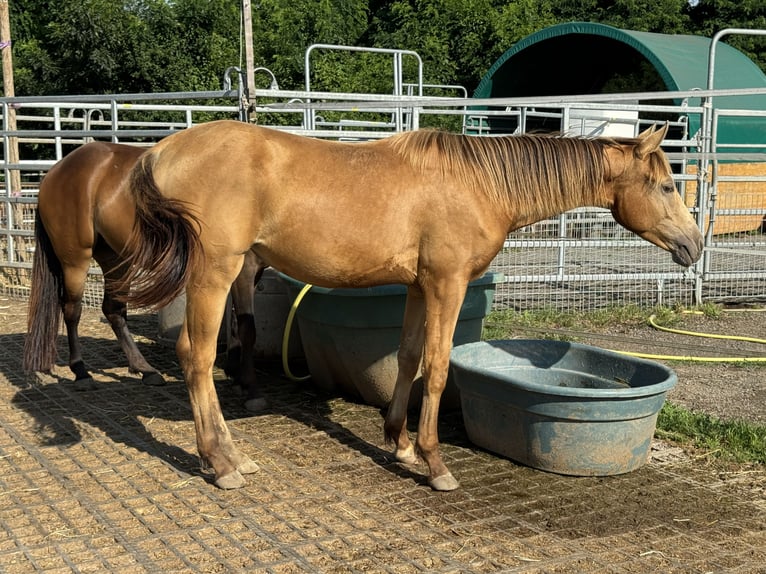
left=98, top=247, right=165, bottom=386
left=60, top=262, right=98, bottom=390
left=179, top=256, right=259, bottom=489
left=384, top=287, right=426, bottom=466
left=228, top=251, right=266, bottom=411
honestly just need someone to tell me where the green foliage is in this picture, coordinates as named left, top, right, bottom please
left=170, top=0, right=241, bottom=91
left=9, top=0, right=239, bottom=95
left=6, top=0, right=766, bottom=98
left=547, top=0, right=690, bottom=31
left=689, top=0, right=766, bottom=73
left=483, top=304, right=737, bottom=341
left=252, top=0, right=371, bottom=90
left=38, top=1, right=160, bottom=94
left=697, top=302, right=723, bottom=318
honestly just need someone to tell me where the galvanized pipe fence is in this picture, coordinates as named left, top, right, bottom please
left=1, top=83, right=764, bottom=312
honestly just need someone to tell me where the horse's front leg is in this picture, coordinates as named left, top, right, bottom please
left=99, top=251, right=165, bottom=386
left=179, top=265, right=259, bottom=489
left=102, top=290, right=165, bottom=386
left=417, top=280, right=468, bottom=491
left=384, top=287, right=426, bottom=465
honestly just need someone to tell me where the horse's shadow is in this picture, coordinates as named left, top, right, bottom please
left=1, top=331, right=445, bottom=488
left=4, top=332, right=203, bottom=474
left=242, top=361, right=470, bottom=488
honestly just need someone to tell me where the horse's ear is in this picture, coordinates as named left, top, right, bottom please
left=634, top=123, right=668, bottom=159
left=637, top=124, right=656, bottom=139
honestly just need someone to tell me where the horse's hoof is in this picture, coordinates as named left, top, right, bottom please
left=244, top=397, right=268, bottom=412
left=73, top=377, right=98, bottom=391
left=429, top=472, right=460, bottom=492
left=237, top=459, right=260, bottom=475
left=142, top=372, right=166, bottom=387
left=215, top=470, right=246, bottom=490
left=394, top=445, right=419, bottom=466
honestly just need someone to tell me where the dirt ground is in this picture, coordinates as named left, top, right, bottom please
left=0, top=294, right=764, bottom=573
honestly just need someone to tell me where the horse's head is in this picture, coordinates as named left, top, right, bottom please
left=606, top=124, right=703, bottom=267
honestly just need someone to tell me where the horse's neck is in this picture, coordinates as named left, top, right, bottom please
left=494, top=136, right=611, bottom=229
left=560, top=187, right=611, bottom=214
left=503, top=183, right=609, bottom=231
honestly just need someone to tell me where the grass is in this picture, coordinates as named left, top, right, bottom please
left=481, top=303, right=766, bottom=465
left=482, top=304, right=659, bottom=341
left=482, top=302, right=747, bottom=343
left=657, top=402, right=766, bottom=465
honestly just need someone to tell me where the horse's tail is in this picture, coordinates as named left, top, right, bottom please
left=23, top=211, right=63, bottom=373
left=113, top=151, right=203, bottom=310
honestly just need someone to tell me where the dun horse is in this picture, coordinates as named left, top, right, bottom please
left=23, top=141, right=266, bottom=410
left=117, top=120, right=703, bottom=490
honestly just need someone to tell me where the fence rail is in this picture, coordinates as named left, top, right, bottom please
left=2, top=85, right=765, bottom=311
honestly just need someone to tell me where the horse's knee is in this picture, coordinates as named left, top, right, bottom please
left=422, top=354, right=451, bottom=395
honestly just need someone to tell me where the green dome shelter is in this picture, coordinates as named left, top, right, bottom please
left=474, top=22, right=766, bottom=147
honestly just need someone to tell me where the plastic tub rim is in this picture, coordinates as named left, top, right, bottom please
left=450, top=339, right=678, bottom=399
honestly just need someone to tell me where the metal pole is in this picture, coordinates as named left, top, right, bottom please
left=0, top=0, right=25, bottom=269
left=698, top=28, right=766, bottom=302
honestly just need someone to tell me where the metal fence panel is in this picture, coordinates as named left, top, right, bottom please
left=2, top=87, right=765, bottom=311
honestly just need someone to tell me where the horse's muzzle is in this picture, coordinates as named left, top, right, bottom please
left=671, top=232, right=704, bottom=267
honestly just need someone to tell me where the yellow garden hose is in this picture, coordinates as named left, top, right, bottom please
left=281, top=282, right=313, bottom=381
left=611, top=309, right=766, bottom=363
left=647, top=311, right=766, bottom=345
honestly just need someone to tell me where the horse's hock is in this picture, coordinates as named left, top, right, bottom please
left=685, top=162, right=766, bottom=235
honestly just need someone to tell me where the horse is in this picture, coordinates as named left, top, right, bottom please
left=116, top=119, right=703, bottom=491
left=22, top=141, right=267, bottom=410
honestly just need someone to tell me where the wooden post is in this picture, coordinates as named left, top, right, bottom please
left=241, top=0, right=257, bottom=122
left=0, top=0, right=19, bottom=195
left=1, top=0, right=27, bottom=271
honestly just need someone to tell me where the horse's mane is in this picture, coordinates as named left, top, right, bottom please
left=388, top=130, right=661, bottom=219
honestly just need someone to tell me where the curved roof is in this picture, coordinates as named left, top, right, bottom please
left=474, top=22, right=766, bottom=143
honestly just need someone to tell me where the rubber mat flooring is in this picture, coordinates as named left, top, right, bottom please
left=0, top=296, right=764, bottom=573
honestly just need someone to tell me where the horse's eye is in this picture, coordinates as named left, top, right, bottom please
left=661, top=181, right=675, bottom=194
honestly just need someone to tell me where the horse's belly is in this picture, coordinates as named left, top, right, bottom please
left=253, top=236, right=418, bottom=289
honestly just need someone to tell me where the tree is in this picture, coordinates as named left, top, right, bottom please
left=6, top=0, right=765, bottom=98
left=547, top=0, right=691, bottom=32
left=369, top=0, right=507, bottom=93
left=170, top=0, right=241, bottom=91
left=9, top=0, right=243, bottom=96
left=251, top=0, right=370, bottom=90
